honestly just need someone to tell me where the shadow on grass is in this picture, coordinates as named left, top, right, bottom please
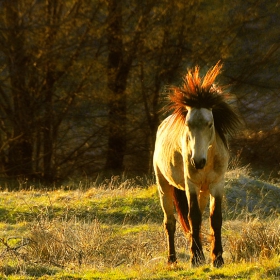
left=0, top=264, right=60, bottom=278
left=0, top=196, right=163, bottom=225
left=267, top=267, right=280, bottom=278
left=87, top=197, right=163, bottom=224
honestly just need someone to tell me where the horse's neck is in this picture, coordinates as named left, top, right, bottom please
left=208, top=132, right=229, bottom=163
left=207, top=133, right=220, bottom=158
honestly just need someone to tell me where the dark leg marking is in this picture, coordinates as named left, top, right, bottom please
left=165, top=217, right=177, bottom=264
left=210, top=196, right=224, bottom=267
left=189, top=193, right=205, bottom=267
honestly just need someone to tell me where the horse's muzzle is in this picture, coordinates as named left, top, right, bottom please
left=191, top=158, right=206, bottom=170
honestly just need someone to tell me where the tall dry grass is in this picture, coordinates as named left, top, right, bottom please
left=225, top=219, right=280, bottom=263
left=3, top=214, right=280, bottom=273
left=1, top=173, right=280, bottom=277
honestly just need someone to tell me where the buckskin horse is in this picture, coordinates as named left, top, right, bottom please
left=153, top=62, right=240, bottom=267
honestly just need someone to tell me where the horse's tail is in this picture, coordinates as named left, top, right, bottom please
left=173, top=188, right=190, bottom=234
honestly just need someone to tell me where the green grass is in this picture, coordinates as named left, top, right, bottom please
left=0, top=174, right=280, bottom=279
left=3, top=260, right=280, bottom=279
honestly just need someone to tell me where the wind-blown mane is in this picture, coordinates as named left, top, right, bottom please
left=167, top=62, right=240, bottom=148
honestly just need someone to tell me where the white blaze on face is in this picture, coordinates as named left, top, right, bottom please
left=185, top=107, right=214, bottom=169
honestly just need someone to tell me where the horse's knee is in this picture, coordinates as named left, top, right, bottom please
left=164, top=216, right=176, bottom=234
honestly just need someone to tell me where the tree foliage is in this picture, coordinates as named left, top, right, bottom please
left=0, top=0, right=279, bottom=185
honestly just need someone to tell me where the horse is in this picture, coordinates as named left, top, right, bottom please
left=153, top=62, right=240, bottom=267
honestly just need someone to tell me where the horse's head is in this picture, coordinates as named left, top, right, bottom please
left=185, top=107, right=215, bottom=170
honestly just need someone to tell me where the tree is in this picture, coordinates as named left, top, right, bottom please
left=105, top=0, right=153, bottom=173
left=0, top=0, right=279, bottom=184
left=1, top=0, right=34, bottom=177
left=0, top=0, right=106, bottom=183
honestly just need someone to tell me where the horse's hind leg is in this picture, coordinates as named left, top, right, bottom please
left=156, top=171, right=176, bottom=264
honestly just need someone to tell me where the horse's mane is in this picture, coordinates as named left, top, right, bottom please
left=166, top=61, right=241, bottom=148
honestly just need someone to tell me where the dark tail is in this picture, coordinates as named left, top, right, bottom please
left=173, top=188, right=190, bottom=234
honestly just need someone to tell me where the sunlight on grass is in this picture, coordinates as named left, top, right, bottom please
left=0, top=174, right=280, bottom=279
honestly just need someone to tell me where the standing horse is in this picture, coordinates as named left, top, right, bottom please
left=153, top=62, right=240, bottom=267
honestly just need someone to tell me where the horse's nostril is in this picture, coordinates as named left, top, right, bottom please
left=201, top=158, right=206, bottom=167
left=192, top=158, right=206, bottom=169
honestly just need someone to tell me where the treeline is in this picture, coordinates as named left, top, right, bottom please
left=0, top=0, right=279, bottom=184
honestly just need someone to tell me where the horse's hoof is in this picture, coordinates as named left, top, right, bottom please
left=213, top=256, right=224, bottom=268
left=191, top=254, right=205, bottom=267
left=167, top=255, right=177, bottom=265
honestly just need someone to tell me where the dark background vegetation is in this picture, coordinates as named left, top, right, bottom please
left=0, top=0, right=279, bottom=186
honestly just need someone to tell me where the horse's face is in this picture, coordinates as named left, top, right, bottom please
left=185, top=107, right=215, bottom=169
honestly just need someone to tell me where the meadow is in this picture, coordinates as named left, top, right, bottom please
left=1, top=169, right=280, bottom=279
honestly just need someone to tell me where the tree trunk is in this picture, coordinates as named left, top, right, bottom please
left=105, top=0, right=127, bottom=173
left=42, top=0, right=57, bottom=182
left=4, top=1, right=33, bottom=178
left=42, top=69, right=54, bottom=182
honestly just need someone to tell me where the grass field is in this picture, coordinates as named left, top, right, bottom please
left=0, top=171, right=280, bottom=279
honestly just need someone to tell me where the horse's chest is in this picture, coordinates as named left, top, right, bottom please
left=187, top=159, right=221, bottom=188
left=190, top=170, right=217, bottom=187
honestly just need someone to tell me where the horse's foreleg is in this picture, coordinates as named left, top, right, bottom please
left=160, top=191, right=176, bottom=264
left=210, top=194, right=224, bottom=267
left=165, top=212, right=176, bottom=264
left=157, top=174, right=177, bottom=264
left=188, top=192, right=205, bottom=266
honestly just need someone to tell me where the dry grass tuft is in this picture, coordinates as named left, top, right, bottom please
left=225, top=219, right=280, bottom=263
left=26, top=217, right=169, bottom=269
left=28, top=218, right=105, bottom=268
